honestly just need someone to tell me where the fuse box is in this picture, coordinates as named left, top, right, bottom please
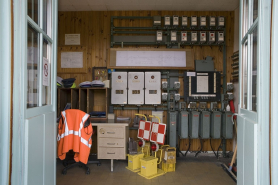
left=221, top=111, right=233, bottom=139
left=128, top=72, right=144, bottom=105
left=189, top=111, right=200, bottom=138
left=210, top=111, right=221, bottom=139
left=178, top=111, right=189, bottom=138
left=111, top=72, right=127, bottom=104
left=199, top=111, right=210, bottom=139
left=145, top=72, right=161, bottom=104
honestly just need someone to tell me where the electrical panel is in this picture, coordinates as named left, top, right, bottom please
left=218, top=16, right=225, bottom=27
left=181, top=31, right=187, bottom=42
left=128, top=72, right=144, bottom=105
left=182, top=16, right=188, bottom=26
left=199, top=111, right=210, bottom=139
left=209, top=16, right=216, bottom=26
left=111, top=72, right=127, bottom=104
left=174, top=81, right=180, bottom=89
left=217, top=32, right=224, bottom=43
left=189, top=111, right=200, bottom=138
left=210, top=111, right=221, bottom=139
left=168, top=112, right=177, bottom=147
left=156, top=31, right=163, bottom=42
left=200, top=31, right=206, bottom=43
left=178, top=111, right=189, bottom=138
left=162, top=93, right=168, bottom=101
left=153, top=16, right=161, bottom=26
left=171, top=31, right=177, bottom=42
left=191, top=31, right=198, bottom=42
left=221, top=112, right=233, bottom=139
left=145, top=72, right=161, bottom=105
left=162, top=81, right=168, bottom=90
left=208, top=31, right=215, bottom=43
left=175, top=94, right=180, bottom=101
left=191, top=16, right=197, bottom=27
left=173, top=15, right=179, bottom=26
left=200, top=16, right=207, bottom=27
left=164, top=15, right=171, bottom=26
left=184, top=71, right=221, bottom=102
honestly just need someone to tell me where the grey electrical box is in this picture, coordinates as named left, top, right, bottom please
left=174, top=81, right=180, bottom=89
left=221, top=112, right=233, bottom=139
left=209, top=16, right=216, bottom=26
left=208, top=31, right=215, bottom=43
left=162, top=81, right=168, bottom=90
left=217, top=32, right=224, bottom=43
left=128, top=72, right=144, bottom=105
left=191, top=16, right=197, bottom=27
left=169, top=112, right=177, bottom=147
left=175, top=94, right=180, bottom=101
left=171, top=31, right=177, bottom=42
left=200, top=16, right=207, bottom=27
left=173, top=15, right=179, bottom=26
left=210, top=111, right=222, bottom=139
left=145, top=72, right=161, bottom=104
left=199, top=111, right=210, bottom=139
left=181, top=31, right=187, bottom=42
left=156, top=30, right=163, bottom=42
left=200, top=31, right=206, bottom=43
left=195, top=56, right=214, bottom=72
left=153, top=16, right=161, bottom=26
left=179, top=102, right=186, bottom=110
left=182, top=16, right=188, bottom=26
left=191, top=31, right=198, bottom=42
left=179, top=111, right=189, bottom=138
left=189, top=111, right=200, bottom=138
left=218, top=16, right=225, bottom=27
left=164, top=15, right=171, bottom=26
left=162, top=93, right=168, bottom=101
left=111, top=72, right=127, bottom=104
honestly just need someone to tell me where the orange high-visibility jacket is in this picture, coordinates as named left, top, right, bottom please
left=57, top=109, right=93, bottom=164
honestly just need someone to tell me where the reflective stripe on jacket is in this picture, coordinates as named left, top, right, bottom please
left=57, top=109, right=93, bottom=164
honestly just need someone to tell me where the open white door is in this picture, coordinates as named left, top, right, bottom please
left=12, top=0, right=58, bottom=184
left=238, top=0, right=271, bottom=185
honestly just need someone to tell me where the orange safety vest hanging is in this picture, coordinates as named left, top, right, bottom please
left=57, top=109, right=93, bottom=164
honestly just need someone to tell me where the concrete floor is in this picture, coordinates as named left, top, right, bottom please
left=56, top=153, right=236, bottom=185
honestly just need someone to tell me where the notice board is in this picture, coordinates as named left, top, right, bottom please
left=108, top=48, right=194, bottom=70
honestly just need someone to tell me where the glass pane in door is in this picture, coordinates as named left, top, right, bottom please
left=242, top=41, right=248, bottom=109
left=253, top=0, right=258, bottom=22
left=243, top=0, right=249, bottom=36
left=27, top=0, right=39, bottom=24
left=42, top=38, right=51, bottom=106
left=43, top=0, right=52, bottom=37
left=252, top=28, right=258, bottom=111
left=27, top=25, right=40, bottom=108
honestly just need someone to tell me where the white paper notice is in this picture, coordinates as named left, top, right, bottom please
left=61, top=52, right=83, bottom=68
left=197, top=76, right=208, bottom=93
left=43, top=57, right=50, bottom=86
left=65, top=34, right=80, bottom=45
left=116, top=51, right=186, bottom=67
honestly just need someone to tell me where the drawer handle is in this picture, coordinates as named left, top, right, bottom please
left=107, top=143, right=115, bottom=145
left=107, top=152, right=115, bottom=154
left=107, top=132, right=115, bottom=134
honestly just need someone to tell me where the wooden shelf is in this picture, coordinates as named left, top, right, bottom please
left=57, top=87, right=110, bottom=118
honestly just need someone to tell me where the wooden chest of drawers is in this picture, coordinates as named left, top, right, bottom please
left=91, top=123, right=129, bottom=160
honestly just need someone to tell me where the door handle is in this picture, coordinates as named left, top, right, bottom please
left=107, top=132, right=115, bottom=134
left=107, top=143, right=115, bottom=145
left=107, top=152, right=115, bottom=154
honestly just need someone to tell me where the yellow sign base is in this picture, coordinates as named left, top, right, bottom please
left=138, top=169, right=165, bottom=180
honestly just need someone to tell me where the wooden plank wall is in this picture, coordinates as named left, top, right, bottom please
left=58, top=11, right=234, bottom=152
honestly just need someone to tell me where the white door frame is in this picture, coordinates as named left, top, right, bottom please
left=271, top=0, right=278, bottom=184
left=12, top=0, right=58, bottom=184
left=0, top=0, right=12, bottom=184
left=238, top=0, right=271, bottom=184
